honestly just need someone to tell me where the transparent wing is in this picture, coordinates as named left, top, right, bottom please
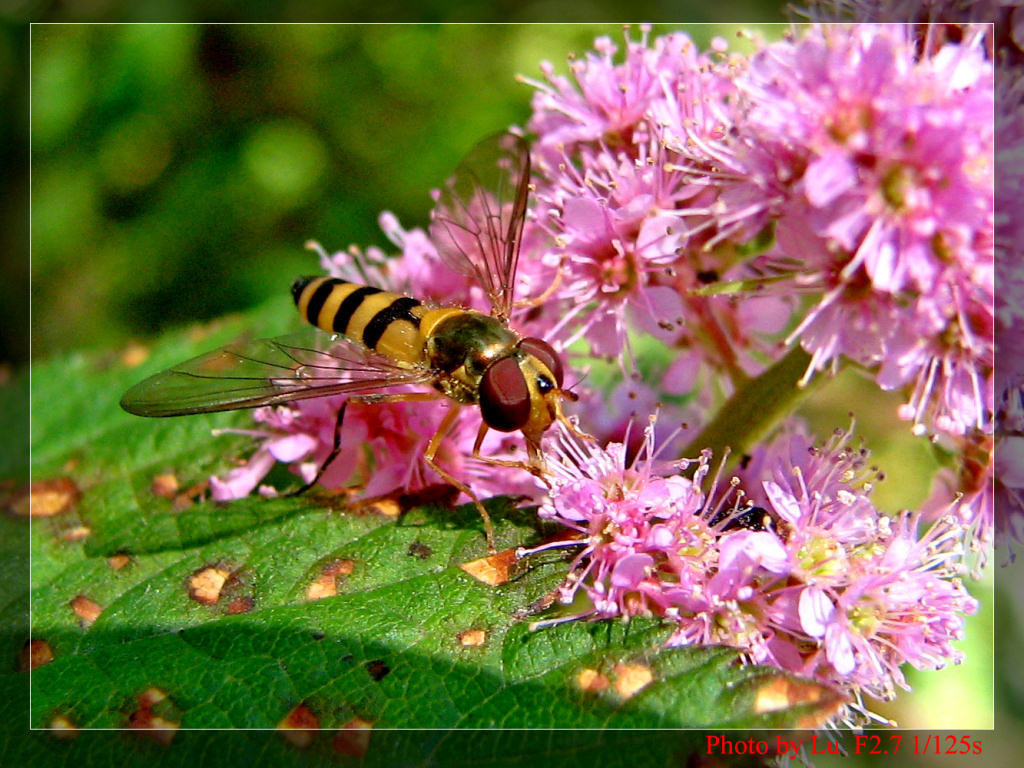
left=429, top=132, right=530, bottom=321
left=120, top=329, right=436, bottom=417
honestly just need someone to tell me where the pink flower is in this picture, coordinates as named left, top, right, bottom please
left=530, top=140, right=688, bottom=359
left=763, top=26, right=994, bottom=437
left=525, top=26, right=716, bottom=157
left=920, top=429, right=994, bottom=569
left=527, top=417, right=979, bottom=720
left=527, top=419, right=712, bottom=621
left=527, top=135, right=789, bottom=386
left=662, top=24, right=994, bottom=437
left=728, top=424, right=977, bottom=699
left=781, top=510, right=978, bottom=700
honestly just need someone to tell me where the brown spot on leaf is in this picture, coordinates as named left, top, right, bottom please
left=132, top=717, right=178, bottom=743
left=226, top=595, right=255, bottom=615
left=21, top=639, right=54, bottom=670
left=186, top=563, right=252, bottom=613
left=306, top=577, right=335, bottom=601
left=70, top=595, right=102, bottom=626
left=173, top=481, right=209, bottom=510
left=407, top=541, right=433, bottom=559
left=355, top=484, right=460, bottom=519
left=306, top=559, right=354, bottom=601
left=329, top=559, right=355, bottom=576
left=128, top=687, right=180, bottom=745
left=107, top=553, right=132, bottom=570
left=457, top=629, right=487, bottom=647
left=277, top=703, right=319, bottom=748
left=576, top=668, right=610, bottom=692
left=363, top=498, right=402, bottom=518
left=188, top=565, right=232, bottom=605
left=151, top=474, right=179, bottom=499
left=332, top=717, right=372, bottom=757
left=613, top=663, right=653, bottom=698
left=5, top=484, right=30, bottom=517
left=59, top=525, right=91, bottom=542
left=459, top=547, right=519, bottom=585
left=753, top=675, right=845, bottom=726
left=513, top=586, right=561, bottom=621
left=366, top=659, right=390, bottom=681
left=29, top=478, right=80, bottom=517
left=48, top=714, right=78, bottom=739
left=753, top=676, right=819, bottom=712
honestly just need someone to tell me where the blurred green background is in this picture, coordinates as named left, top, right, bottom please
left=24, top=20, right=1017, bottom=744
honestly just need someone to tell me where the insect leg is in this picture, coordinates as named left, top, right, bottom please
left=512, top=253, right=565, bottom=309
left=467, top=399, right=593, bottom=487
left=288, top=399, right=350, bottom=496
left=421, top=405, right=498, bottom=553
left=469, top=423, right=551, bottom=486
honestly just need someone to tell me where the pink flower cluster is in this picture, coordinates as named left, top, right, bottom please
left=531, top=420, right=978, bottom=708
left=523, top=28, right=793, bottom=387
left=520, top=24, right=996, bottom=554
left=796, top=0, right=1024, bottom=565
left=675, top=25, right=993, bottom=439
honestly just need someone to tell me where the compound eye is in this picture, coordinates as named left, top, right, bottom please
left=518, top=337, right=564, bottom=389
left=479, top=356, right=531, bottom=433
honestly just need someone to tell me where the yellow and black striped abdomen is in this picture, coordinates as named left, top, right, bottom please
left=291, top=276, right=429, bottom=365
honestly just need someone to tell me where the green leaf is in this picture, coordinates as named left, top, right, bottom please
left=27, top=304, right=841, bottom=742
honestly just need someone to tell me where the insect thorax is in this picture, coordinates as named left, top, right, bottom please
left=424, top=310, right=520, bottom=405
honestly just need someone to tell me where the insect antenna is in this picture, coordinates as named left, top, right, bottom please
left=559, top=367, right=593, bottom=402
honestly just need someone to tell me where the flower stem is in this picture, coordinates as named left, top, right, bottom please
left=681, top=345, right=827, bottom=472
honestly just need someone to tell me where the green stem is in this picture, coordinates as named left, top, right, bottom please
left=681, top=345, right=827, bottom=474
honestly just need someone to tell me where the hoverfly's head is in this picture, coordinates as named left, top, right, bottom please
left=478, top=337, right=577, bottom=445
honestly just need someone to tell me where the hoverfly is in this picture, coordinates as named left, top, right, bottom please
left=120, top=133, right=584, bottom=551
